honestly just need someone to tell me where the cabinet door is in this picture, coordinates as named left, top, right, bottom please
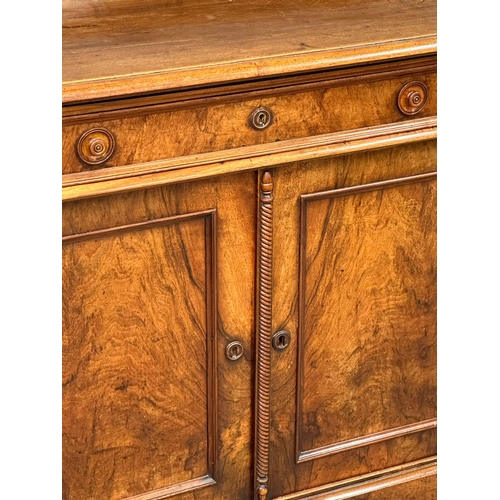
left=267, top=141, right=437, bottom=499
left=63, top=172, right=256, bottom=500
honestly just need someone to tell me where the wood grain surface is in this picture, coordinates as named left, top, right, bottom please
left=256, top=172, right=275, bottom=500
left=62, top=142, right=437, bottom=498
left=62, top=117, right=437, bottom=202
left=298, top=174, right=436, bottom=458
left=62, top=57, right=436, bottom=119
left=62, top=0, right=436, bottom=103
left=62, top=2, right=438, bottom=493
left=271, top=458, right=436, bottom=499
left=63, top=213, right=215, bottom=500
left=268, top=141, right=437, bottom=497
left=62, top=67, right=436, bottom=175
left=63, top=171, right=257, bottom=500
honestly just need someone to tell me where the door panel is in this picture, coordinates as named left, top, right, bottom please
left=269, top=142, right=437, bottom=498
left=298, top=175, right=436, bottom=460
left=62, top=173, right=257, bottom=500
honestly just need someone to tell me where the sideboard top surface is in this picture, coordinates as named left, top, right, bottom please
left=62, top=0, right=437, bottom=105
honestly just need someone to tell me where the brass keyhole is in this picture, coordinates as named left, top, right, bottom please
left=226, top=341, right=244, bottom=360
left=272, top=330, right=291, bottom=350
left=250, top=107, right=273, bottom=130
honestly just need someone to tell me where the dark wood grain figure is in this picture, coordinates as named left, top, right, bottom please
left=62, top=67, right=436, bottom=176
left=268, top=142, right=437, bottom=497
left=62, top=0, right=436, bottom=103
left=63, top=213, right=215, bottom=500
left=63, top=0, right=437, bottom=498
left=298, top=174, right=436, bottom=458
left=63, top=174, right=258, bottom=500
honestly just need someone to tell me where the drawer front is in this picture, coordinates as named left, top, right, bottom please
left=62, top=65, right=436, bottom=175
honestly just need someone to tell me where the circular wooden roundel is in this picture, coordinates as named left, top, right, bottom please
left=76, top=128, right=116, bottom=165
left=397, top=81, right=428, bottom=116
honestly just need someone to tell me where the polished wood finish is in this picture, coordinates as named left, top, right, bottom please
left=62, top=117, right=437, bottom=202
left=268, top=141, right=437, bottom=497
left=63, top=1, right=437, bottom=498
left=63, top=212, right=217, bottom=500
left=76, top=127, right=116, bottom=165
left=62, top=65, right=436, bottom=175
left=62, top=0, right=436, bottom=103
left=256, top=172, right=274, bottom=500
left=62, top=57, right=436, bottom=119
left=349, top=474, right=437, bottom=500
left=397, top=81, right=429, bottom=116
left=271, top=458, right=436, bottom=500
left=298, top=173, right=436, bottom=460
left=63, top=173, right=257, bottom=499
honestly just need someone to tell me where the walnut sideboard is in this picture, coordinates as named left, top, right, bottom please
left=62, top=1, right=437, bottom=499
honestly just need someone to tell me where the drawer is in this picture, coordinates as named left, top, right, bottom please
left=62, top=61, right=436, bottom=175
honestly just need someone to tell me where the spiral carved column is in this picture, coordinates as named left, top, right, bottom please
left=256, top=171, right=273, bottom=500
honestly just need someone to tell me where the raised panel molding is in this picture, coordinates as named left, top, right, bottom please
left=63, top=2, right=438, bottom=497
left=62, top=117, right=436, bottom=202
left=297, top=418, right=436, bottom=463
left=296, top=173, right=437, bottom=463
left=271, top=457, right=437, bottom=500
left=62, top=210, right=218, bottom=500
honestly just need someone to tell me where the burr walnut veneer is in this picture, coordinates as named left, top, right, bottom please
left=62, top=1, right=437, bottom=499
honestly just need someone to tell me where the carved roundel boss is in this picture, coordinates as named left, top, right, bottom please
left=76, top=128, right=116, bottom=165
left=397, top=81, right=428, bottom=116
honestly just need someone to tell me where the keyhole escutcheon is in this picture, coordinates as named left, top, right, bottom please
left=226, top=340, right=244, bottom=360
left=272, top=330, right=291, bottom=350
left=250, top=107, right=273, bottom=130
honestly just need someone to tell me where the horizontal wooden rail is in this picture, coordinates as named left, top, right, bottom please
left=272, top=457, right=437, bottom=500
left=62, top=116, right=436, bottom=202
left=63, top=37, right=437, bottom=105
